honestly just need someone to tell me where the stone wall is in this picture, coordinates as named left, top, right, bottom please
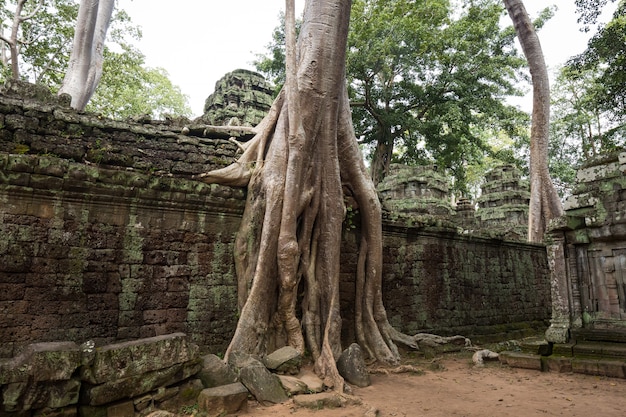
left=546, top=151, right=626, bottom=343
left=0, top=82, right=551, bottom=358
left=0, top=333, right=203, bottom=416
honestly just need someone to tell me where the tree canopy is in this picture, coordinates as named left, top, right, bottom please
left=0, top=0, right=190, bottom=118
left=256, top=0, right=532, bottom=195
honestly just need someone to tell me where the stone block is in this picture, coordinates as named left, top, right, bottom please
left=81, top=360, right=202, bottom=406
left=105, top=401, right=134, bottom=417
left=571, top=358, right=600, bottom=376
left=292, top=392, right=346, bottom=409
left=156, top=379, right=204, bottom=413
left=542, top=356, right=572, bottom=373
left=33, top=406, right=77, bottom=417
left=337, top=343, right=370, bottom=387
left=576, top=161, right=620, bottom=183
left=197, top=383, right=248, bottom=417
left=499, top=351, right=543, bottom=371
left=2, top=379, right=81, bottom=413
left=0, top=342, right=81, bottom=384
left=239, top=360, right=287, bottom=405
left=596, top=360, right=626, bottom=379
left=80, top=333, right=199, bottom=385
left=277, top=375, right=309, bottom=395
left=197, top=354, right=237, bottom=388
left=297, top=371, right=324, bottom=393
left=263, top=346, right=301, bottom=375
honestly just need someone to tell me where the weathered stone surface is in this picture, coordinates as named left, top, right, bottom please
left=337, top=344, right=370, bottom=388
left=32, top=406, right=77, bottom=417
left=499, top=352, right=542, bottom=371
left=277, top=375, right=309, bottom=395
left=202, top=69, right=273, bottom=127
left=2, top=379, right=81, bottom=412
left=297, top=371, right=324, bottom=393
left=104, top=401, right=134, bottom=417
left=0, top=342, right=81, bottom=384
left=292, top=392, right=346, bottom=409
left=236, top=357, right=287, bottom=405
left=197, top=383, right=248, bottom=417
left=156, top=379, right=204, bottom=413
left=0, top=83, right=550, bottom=361
left=263, top=346, right=302, bottom=375
left=198, top=354, right=237, bottom=388
left=80, top=333, right=199, bottom=385
left=81, top=360, right=202, bottom=406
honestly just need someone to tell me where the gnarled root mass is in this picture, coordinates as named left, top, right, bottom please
left=197, top=0, right=421, bottom=391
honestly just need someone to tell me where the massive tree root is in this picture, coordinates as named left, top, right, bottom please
left=198, top=0, right=420, bottom=391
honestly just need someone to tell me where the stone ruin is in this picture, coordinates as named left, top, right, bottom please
left=376, top=163, right=530, bottom=240
left=200, top=69, right=273, bottom=127
left=0, top=333, right=372, bottom=417
left=499, top=151, right=626, bottom=379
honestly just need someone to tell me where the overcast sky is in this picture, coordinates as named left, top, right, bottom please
left=122, top=0, right=613, bottom=118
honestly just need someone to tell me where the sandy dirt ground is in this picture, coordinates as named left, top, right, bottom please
left=232, top=352, right=626, bottom=417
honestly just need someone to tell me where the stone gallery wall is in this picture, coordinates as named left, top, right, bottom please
left=0, top=82, right=550, bottom=357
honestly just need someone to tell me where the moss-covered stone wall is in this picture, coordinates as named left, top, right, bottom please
left=0, top=82, right=551, bottom=357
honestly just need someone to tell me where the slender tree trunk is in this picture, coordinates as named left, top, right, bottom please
left=0, top=0, right=44, bottom=80
left=58, top=0, right=115, bottom=110
left=199, top=0, right=419, bottom=391
left=503, top=0, right=563, bottom=242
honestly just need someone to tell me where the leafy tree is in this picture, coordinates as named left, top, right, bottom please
left=0, top=0, right=76, bottom=83
left=350, top=0, right=530, bottom=192
left=0, top=1, right=189, bottom=117
left=86, top=42, right=191, bottom=119
left=575, top=0, right=618, bottom=30
left=569, top=1, right=626, bottom=123
left=199, top=0, right=422, bottom=390
left=256, top=0, right=530, bottom=195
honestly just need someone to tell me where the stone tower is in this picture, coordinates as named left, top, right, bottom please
left=202, top=69, right=273, bottom=127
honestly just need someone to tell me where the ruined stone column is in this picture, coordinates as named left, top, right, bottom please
left=545, top=224, right=574, bottom=343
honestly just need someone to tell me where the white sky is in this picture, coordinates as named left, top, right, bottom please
left=122, top=0, right=614, bottom=118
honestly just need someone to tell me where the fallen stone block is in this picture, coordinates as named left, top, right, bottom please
left=263, top=346, right=301, bottom=375
left=499, top=351, right=543, bottom=371
left=297, top=370, right=325, bottom=393
left=81, top=360, right=202, bottom=406
left=278, top=375, right=309, bottom=395
left=292, top=392, right=346, bottom=409
left=239, top=360, right=288, bottom=404
left=337, top=343, right=370, bottom=387
left=198, top=354, right=237, bottom=388
left=80, top=333, right=199, bottom=385
left=197, top=382, right=249, bottom=417
left=0, top=342, right=81, bottom=385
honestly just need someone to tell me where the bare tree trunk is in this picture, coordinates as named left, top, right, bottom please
left=0, top=0, right=44, bottom=80
left=58, top=0, right=114, bottom=110
left=503, top=0, right=563, bottom=242
left=199, top=0, right=419, bottom=391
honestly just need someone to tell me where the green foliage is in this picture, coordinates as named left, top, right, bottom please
left=253, top=11, right=301, bottom=96
left=347, top=0, right=528, bottom=195
left=569, top=1, right=626, bottom=122
left=0, top=0, right=79, bottom=83
left=0, top=1, right=190, bottom=119
left=87, top=43, right=192, bottom=119
left=255, top=0, right=530, bottom=197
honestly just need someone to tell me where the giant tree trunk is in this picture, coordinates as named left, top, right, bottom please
left=503, top=0, right=563, bottom=242
left=199, top=0, right=417, bottom=390
left=58, top=0, right=114, bottom=110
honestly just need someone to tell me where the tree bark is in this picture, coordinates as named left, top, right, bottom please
left=503, top=0, right=563, bottom=242
left=199, top=0, right=418, bottom=391
left=58, top=0, right=115, bottom=110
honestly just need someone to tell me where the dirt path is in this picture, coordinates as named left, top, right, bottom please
left=235, top=353, right=626, bottom=417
